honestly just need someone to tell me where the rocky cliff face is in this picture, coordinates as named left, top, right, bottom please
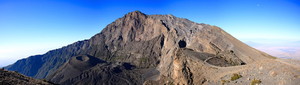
left=5, top=11, right=300, bottom=85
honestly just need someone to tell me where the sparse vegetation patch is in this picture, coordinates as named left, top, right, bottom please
left=140, top=57, right=148, bottom=63
left=111, top=56, right=125, bottom=61
left=230, top=73, right=242, bottom=81
left=221, top=80, right=230, bottom=85
left=250, top=79, right=261, bottom=85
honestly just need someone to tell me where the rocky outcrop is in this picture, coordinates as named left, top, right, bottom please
left=5, top=11, right=299, bottom=85
left=0, top=68, right=54, bottom=85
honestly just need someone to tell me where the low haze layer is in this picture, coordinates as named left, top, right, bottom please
left=246, top=40, right=300, bottom=60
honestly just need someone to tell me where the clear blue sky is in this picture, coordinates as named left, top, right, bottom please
left=0, top=0, right=300, bottom=67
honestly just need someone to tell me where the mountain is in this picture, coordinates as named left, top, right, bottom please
left=0, top=68, right=54, bottom=85
left=4, top=11, right=300, bottom=85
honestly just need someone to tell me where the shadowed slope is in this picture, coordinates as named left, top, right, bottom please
left=0, top=69, right=54, bottom=85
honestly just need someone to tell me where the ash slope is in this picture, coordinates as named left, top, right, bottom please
left=5, top=11, right=300, bottom=85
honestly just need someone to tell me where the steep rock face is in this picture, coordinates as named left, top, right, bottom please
left=5, top=11, right=295, bottom=85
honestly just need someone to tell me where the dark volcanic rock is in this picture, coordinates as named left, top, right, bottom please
left=0, top=68, right=54, bottom=85
left=5, top=11, right=279, bottom=85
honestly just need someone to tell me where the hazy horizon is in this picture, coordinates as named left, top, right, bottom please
left=1, top=0, right=300, bottom=67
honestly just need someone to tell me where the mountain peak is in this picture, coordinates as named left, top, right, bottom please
left=127, top=10, right=144, bottom=15
left=5, top=11, right=298, bottom=85
left=124, top=10, right=147, bottom=19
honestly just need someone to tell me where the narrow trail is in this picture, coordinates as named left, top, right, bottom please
left=276, top=59, right=300, bottom=72
left=276, top=59, right=300, bottom=68
left=204, top=59, right=277, bottom=81
left=203, top=59, right=249, bottom=81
